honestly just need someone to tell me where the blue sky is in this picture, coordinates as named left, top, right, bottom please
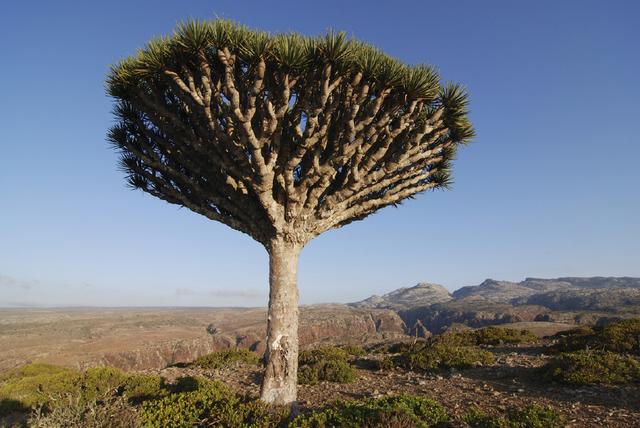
left=1, top=1, right=638, bottom=307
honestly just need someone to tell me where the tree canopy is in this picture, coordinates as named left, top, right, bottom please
left=107, top=19, right=474, bottom=246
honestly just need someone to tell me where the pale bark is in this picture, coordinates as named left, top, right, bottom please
left=260, top=239, right=301, bottom=406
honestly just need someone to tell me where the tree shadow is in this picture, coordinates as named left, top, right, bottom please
left=0, top=398, right=29, bottom=416
left=0, top=399, right=30, bottom=427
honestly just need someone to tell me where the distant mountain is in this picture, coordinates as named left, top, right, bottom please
left=354, top=276, right=640, bottom=335
left=349, top=282, right=452, bottom=310
left=541, top=277, right=640, bottom=289
left=452, top=277, right=640, bottom=303
left=452, top=279, right=546, bottom=302
left=514, top=287, right=640, bottom=312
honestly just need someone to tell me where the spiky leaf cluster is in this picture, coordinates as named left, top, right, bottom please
left=107, top=19, right=474, bottom=245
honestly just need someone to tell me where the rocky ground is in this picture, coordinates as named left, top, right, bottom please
left=149, top=340, right=640, bottom=427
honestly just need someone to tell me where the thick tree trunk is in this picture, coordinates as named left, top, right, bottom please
left=260, top=239, right=300, bottom=406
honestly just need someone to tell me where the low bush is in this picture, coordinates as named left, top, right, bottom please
left=395, top=343, right=495, bottom=372
left=543, top=350, right=640, bottom=385
left=550, top=326, right=596, bottom=353
left=0, top=363, right=82, bottom=409
left=80, top=366, right=130, bottom=402
left=299, top=347, right=350, bottom=365
left=373, top=357, right=397, bottom=371
left=0, top=362, right=287, bottom=427
left=298, top=347, right=357, bottom=385
left=468, top=327, right=539, bottom=346
left=192, top=348, right=260, bottom=369
left=434, top=327, right=538, bottom=348
left=290, top=394, right=448, bottom=428
left=339, top=344, right=366, bottom=357
left=139, top=380, right=284, bottom=428
left=122, top=373, right=167, bottom=402
left=299, top=359, right=357, bottom=385
left=0, top=363, right=175, bottom=415
left=551, top=319, right=640, bottom=354
left=595, top=318, right=640, bottom=354
left=28, top=395, right=137, bottom=428
left=464, top=404, right=562, bottom=428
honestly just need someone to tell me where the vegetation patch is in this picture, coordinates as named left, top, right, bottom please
left=464, top=404, right=563, bottom=428
left=139, top=379, right=284, bottom=428
left=543, top=350, right=640, bottom=385
left=373, top=357, right=397, bottom=371
left=372, top=327, right=536, bottom=364
left=298, top=347, right=357, bottom=385
left=394, top=342, right=495, bottom=372
left=551, top=318, right=640, bottom=354
left=0, top=363, right=82, bottom=409
left=28, top=395, right=138, bottom=428
left=549, top=326, right=596, bottom=353
left=121, top=373, right=168, bottom=402
left=434, top=327, right=538, bottom=347
left=299, top=347, right=351, bottom=365
left=192, top=348, right=260, bottom=370
left=290, top=394, right=448, bottom=428
left=0, top=364, right=174, bottom=415
left=339, top=344, right=366, bottom=357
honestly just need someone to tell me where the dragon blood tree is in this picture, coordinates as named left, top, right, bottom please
left=107, top=20, right=474, bottom=405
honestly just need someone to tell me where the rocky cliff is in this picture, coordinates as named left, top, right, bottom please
left=515, top=287, right=640, bottom=312
left=355, top=276, right=640, bottom=336
left=81, top=305, right=406, bottom=371
left=349, top=282, right=452, bottom=310
left=453, top=277, right=640, bottom=302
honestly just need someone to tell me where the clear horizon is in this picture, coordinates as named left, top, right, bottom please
left=2, top=275, right=639, bottom=309
left=1, top=1, right=639, bottom=307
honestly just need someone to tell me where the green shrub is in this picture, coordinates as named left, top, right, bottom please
left=506, top=405, right=562, bottom=428
left=469, top=327, right=538, bottom=346
left=0, top=365, right=132, bottom=409
left=0, top=363, right=82, bottom=409
left=339, top=344, right=366, bottom=357
left=298, top=347, right=358, bottom=384
left=387, top=341, right=426, bottom=354
left=0, top=363, right=75, bottom=383
left=464, top=407, right=505, bottom=428
left=290, top=395, right=448, bottom=428
left=139, top=380, right=284, bottom=428
left=464, top=405, right=562, bottom=428
left=80, top=366, right=130, bottom=402
left=298, top=365, right=320, bottom=385
left=298, top=359, right=357, bottom=385
left=0, top=363, right=172, bottom=413
left=551, top=319, right=640, bottom=354
left=550, top=326, right=596, bottom=353
left=373, top=357, right=397, bottom=371
left=597, top=319, right=640, bottom=354
left=434, top=327, right=538, bottom=348
left=543, top=350, right=640, bottom=385
left=28, top=395, right=137, bottom=428
left=299, top=347, right=350, bottom=365
left=122, top=373, right=167, bottom=402
left=396, top=343, right=495, bottom=372
left=192, top=348, right=260, bottom=369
